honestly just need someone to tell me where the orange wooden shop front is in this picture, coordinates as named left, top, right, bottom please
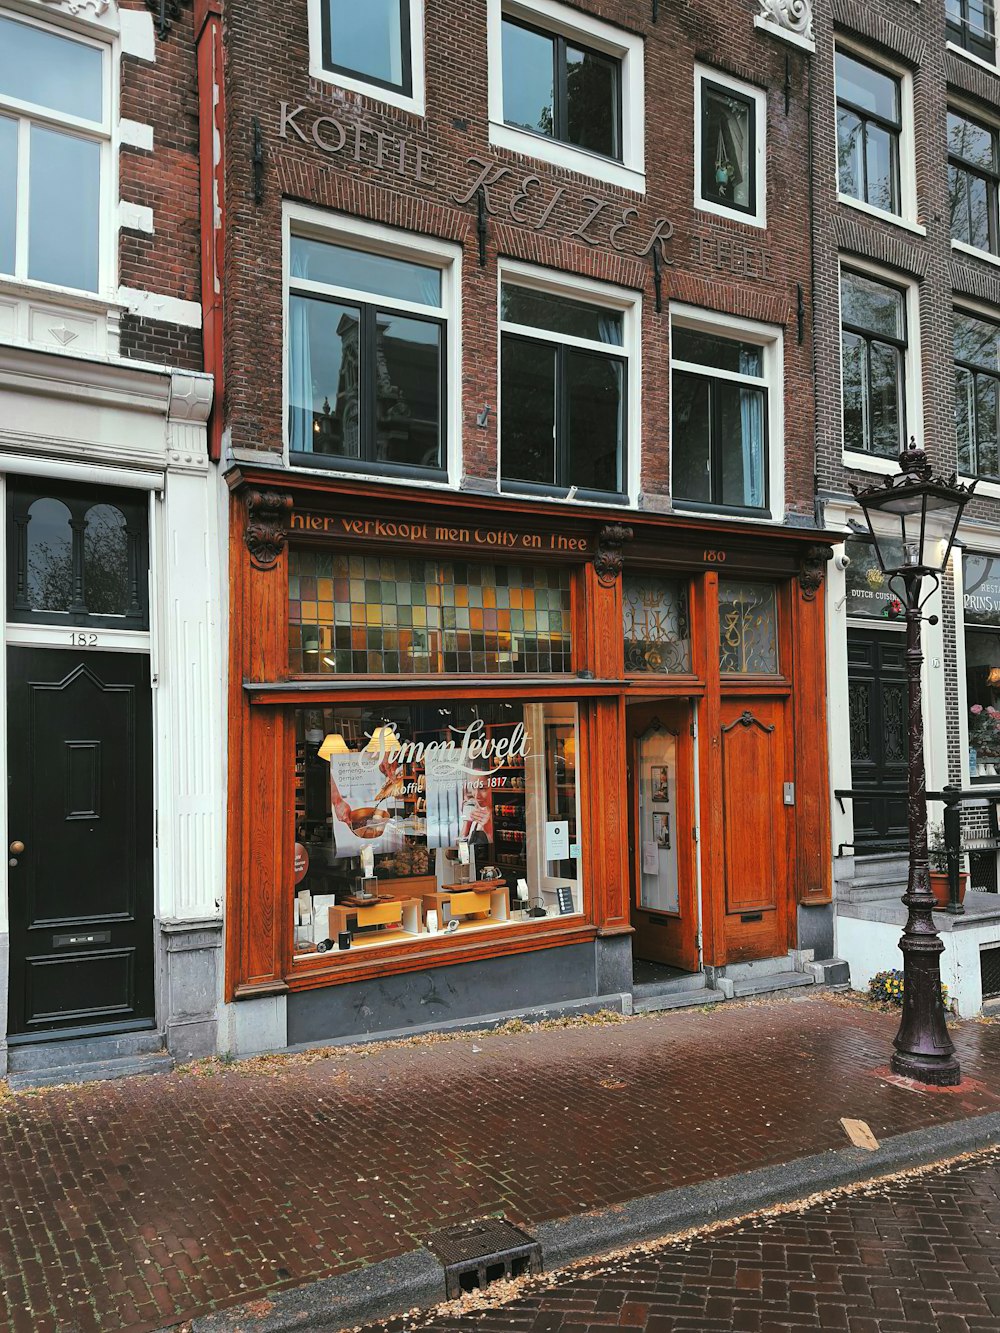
left=225, top=470, right=834, bottom=1041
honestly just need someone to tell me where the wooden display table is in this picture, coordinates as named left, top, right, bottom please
left=422, top=882, right=510, bottom=924
left=328, top=896, right=422, bottom=937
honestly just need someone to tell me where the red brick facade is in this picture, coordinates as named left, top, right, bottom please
left=219, top=0, right=817, bottom=507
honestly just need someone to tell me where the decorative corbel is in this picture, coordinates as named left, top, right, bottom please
left=245, top=490, right=293, bottom=570
left=594, top=523, right=634, bottom=586
left=798, top=543, right=834, bottom=601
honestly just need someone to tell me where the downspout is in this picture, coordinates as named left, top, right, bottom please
left=195, top=0, right=225, bottom=463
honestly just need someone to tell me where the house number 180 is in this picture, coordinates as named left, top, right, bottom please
left=703, top=549, right=727, bottom=563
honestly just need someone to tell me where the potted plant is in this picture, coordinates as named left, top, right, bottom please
left=927, top=822, right=968, bottom=908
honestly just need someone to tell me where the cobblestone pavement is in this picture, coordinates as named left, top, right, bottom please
left=368, top=1149, right=1000, bottom=1332
left=1, top=995, right=999, bottom=1332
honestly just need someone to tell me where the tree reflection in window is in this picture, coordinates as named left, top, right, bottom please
left=83, top=503, right=128, bottom=615
left=25, top=497, right=73, bottom=612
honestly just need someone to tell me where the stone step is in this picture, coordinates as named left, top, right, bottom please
left=632, top=971, right=708, bottom=1000
left=7, top=1029, right=164, bottom=1073
left=806, top=958, right=851, bottom=986
left=7, top=1051, right=174, bottom=1091
left=633, top=987, right=723, bottom=1015
left=718, top=953, right=807, bottom=982
left=730, top=971, right=816, bottom=999
left=842, top=881, right=907, bottom=904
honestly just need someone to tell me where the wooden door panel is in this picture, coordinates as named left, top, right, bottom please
left=848, top=628, right=908, bottom=850
left=719, top=700, right=789, bottom=962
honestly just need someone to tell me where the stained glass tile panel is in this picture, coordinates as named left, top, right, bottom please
left=718, top=580, right=779, bottom=674
left=289, top=550, right=573, bottom=674
left=622, top=575, right=691, bottom=673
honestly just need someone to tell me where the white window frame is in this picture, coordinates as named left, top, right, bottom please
left=282, top=202, right=462, bottom=489
left=487, top=0, right=645, bottom=194
left=954, top=296, right=1000, bottom=497
left=0, top=4, right=116, bottom=300
left=693, top=64, right=767, bottom=230
left=834, top=37, right=918, bottom=232
left=668, top=304, right=785, bottom=524
left=306, top=0, right=426, bottom=117
left=948, top=95, right=1000, bottom=266
left=496, top=259, right=641, bottom=506
left=837, top=255, right=922, bottom=476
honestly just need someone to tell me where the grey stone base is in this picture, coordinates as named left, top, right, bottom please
left=158, top=918, right=223, bottom=1060
left=797, top=901, right=835, bottom=959
left=0, top=931, right=8, bottom=1078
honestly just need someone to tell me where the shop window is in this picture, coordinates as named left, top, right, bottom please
left=948, top=110, right=999, bottom=256
left=947, top=0, right=996, bottom=66
left=670, top=324, right=770, bottom=515
left=8, top=481, right=147, bottom=628
left=289, top=550, right=573, bottom=675
left=964, top=552, right=1000, bottom=777
left=487, top=0, right=644, bottom=191
left=956, top=310, right=1000, bottom=480
left=718, top=580, right=779, bottom=674
left=835, top=50, right=901, bottom=216
left=840, top=268, right=907, bottom=459
left=292, top=701, right=582, bottom=958
left=844, top=536, right=905, bottom=621
left=0, top=10, right=108, bottom=293
left=622, top=574, right=691, bottom=673
left=287, top=232, right=448, bottom=481
left=500, top=280, right=628, bottom=502
left=695, top=66, right=765, bottom=225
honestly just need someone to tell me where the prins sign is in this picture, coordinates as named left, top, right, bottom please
left=289, top=510, right=592, bottom=554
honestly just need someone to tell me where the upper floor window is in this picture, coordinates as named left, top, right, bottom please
left=310, top=0, right=424, bottom=112
left=501, top=16, right=621, bottom=161
left=670, top=322, right=777, bottom=517
left=488, top=0, right=645, bottom=192
left=287, top=227, right=453, bottom=482
left=949, top=110, right=999, bottom=255
left=955, top=310, right=1000, bottom=480
left=841, top=269, right=907, bottom=459
left=694, top=66, right=766, bottom=226
left=7, top=481, right=148, bottom=629
left=0, top=11, right=109, bottom=294
left=499, top=276, right=631, bottom=504
left=835, top=50, right=901, bottom=217
left=947, top=0, right=996, bottom=66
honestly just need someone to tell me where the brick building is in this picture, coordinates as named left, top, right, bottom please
left=218, top=0, right=844, bottom=1052
left=0, top=0, right=225, bottom=1084
left=810, top=0, right=1000, bottom=1012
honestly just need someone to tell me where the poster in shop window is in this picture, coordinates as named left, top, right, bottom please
left=328, top=752, right=406, bottom=859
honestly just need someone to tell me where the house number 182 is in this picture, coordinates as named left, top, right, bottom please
left=70, top=632, right=98, bottom=647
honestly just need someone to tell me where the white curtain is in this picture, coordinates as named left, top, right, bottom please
left=739, top=348, right=764, bottom=507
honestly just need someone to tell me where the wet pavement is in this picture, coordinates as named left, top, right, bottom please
left=1, top=994, right=999, bottom=1332
left=366, top=1148, right=1000, bottom=1332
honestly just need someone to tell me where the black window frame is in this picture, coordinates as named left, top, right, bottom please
left=698, top=75, right=759, bottom=219
left=840, top=268, right=908, bottom=459
left=320, top=0, right=413, bottom=97
left=288, top=288, right=448, bottom=483
left=955, top=309, right=1000, bottom=480
left=500, top=14, right=623, bottom=164
left=499, top=328, right=628, bottom=505
left=948, top=109, right=1000, bottom=255
left=669, top=344, right=771, bottom=520
left=7, top=479, right=149, bottom=629
left=835, top=50, right=902, bottom=216
left=947, top=0, right=996, bottom=65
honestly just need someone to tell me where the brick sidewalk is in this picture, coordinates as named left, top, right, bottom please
left=1, top=995, right=998, bottom=1333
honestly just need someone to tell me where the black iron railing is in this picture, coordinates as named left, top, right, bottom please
left=833, top=784, right=1000, bottom=916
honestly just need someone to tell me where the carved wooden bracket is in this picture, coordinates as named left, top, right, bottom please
left=798, top=543, right=834, bottom=601
left=244, top=489, right=293, bottom=570
left=722, top=709, right=775, bottom=734
left=594, top=523, right=634, bottom=586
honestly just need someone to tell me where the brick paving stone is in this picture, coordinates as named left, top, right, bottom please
left=1, top=996, right=1000, bottom=1331
left=364, top=1151, right=1000, bottom=1333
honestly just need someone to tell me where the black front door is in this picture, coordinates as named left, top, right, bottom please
left=7, top=648, right=154, bottom=1037
left=847, top=628, right=908, bottom=851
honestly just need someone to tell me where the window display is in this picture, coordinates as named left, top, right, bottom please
left=964, top=552, right=1000, bottom=777
left=292, top=700, right=582, bottom=956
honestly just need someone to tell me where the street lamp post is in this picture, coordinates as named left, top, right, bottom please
left=851, top=439, right=975, bottom=1087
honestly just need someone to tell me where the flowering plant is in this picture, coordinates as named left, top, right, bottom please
left=969, top=703, right=1000, bottom=757
left=868, top=968, right=949, bottom=1009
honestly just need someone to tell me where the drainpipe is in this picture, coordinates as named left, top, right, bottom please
left=195, top=0, right=225, bottom=463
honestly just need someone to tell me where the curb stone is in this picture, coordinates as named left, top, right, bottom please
left=188, top=1110, right=1000, bottom=1333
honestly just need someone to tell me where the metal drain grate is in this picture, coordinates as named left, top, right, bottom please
left=424, top=1217, right=542, bottom=1298
left=982, top=945, right=1000, bottom=1000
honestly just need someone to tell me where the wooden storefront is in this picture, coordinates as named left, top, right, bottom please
left=226, top=467, right=834, bottom=1039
